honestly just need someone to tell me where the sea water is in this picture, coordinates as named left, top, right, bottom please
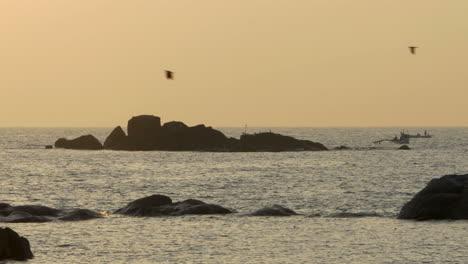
left=0, top=127, right=467, bottom=263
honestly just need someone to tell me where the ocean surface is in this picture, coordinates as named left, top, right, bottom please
left=1, top=127, right=467, bottom=263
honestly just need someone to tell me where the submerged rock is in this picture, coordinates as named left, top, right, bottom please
left=55, top=135, right=103, bottom=150
left=0, top=227, right=34, bottom=261
left=249, top=205, right=298, bottom=216
left=398, top=174, right=468, bottom=220
left=334, top=145, right=352, bottom=150
left=0, top=203, right=103, bottom=223
left=115, top=194, right=233, bottom=217
left=398, top=145, right=411, bottom=150
left=58, top=209, right=103, bottom=221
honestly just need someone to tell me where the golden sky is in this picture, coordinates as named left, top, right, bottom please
left=1, top=0, right=467, bottom=127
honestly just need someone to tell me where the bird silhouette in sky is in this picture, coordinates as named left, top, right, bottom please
left=409, top=46, right=418, bottom=55
left=165, top=70, right=174, bottom=80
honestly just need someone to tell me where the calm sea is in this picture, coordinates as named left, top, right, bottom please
left=1, top=127, right=467, bottom=263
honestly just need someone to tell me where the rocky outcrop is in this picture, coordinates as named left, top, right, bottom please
left=127, top=115, right=161, bottom=150
left=103, top=126, right=129, bottom=150
left=398, top=174, right=468, bottom=220
left=55, top=114, right=328, bottom=152
left=0, top=203, right=102, bottom=223
left=248, top=205, right=298, bottom=216
left=115, top=194, right=233, bottom=217
left=55, top=135, right=103, bottom=150
left=0, top=227, right=34, bottom=261
left=236, top=132, right=328, bottom=151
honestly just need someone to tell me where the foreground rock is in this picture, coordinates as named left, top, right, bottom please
left=115, top=194, right=233, bottom=216
left=0, top=203, right=102, bottom=223
left=398, top=174, right=468, bottom=220
left=0, top=227, right=34, bottom=261
left=55, top=135, right=103, bottom=150
left=248, top=205, right=298, bottom=216
left=54, top=115, right=328, bottom=152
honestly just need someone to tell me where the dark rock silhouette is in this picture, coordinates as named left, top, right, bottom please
left=398, top=174, right=468, bottom=220
left=398, top=145, right=411, bottom=150
left=0, top=227, right=34, bottom=261
left=127, top=115, right=161, bottom=150
left=55, top=135, right=103, bottom=150
left=0, top=203, right=103, bottom=223
left=103, top=126, right=129, bottom=150
left=249, top=205, right=298, bottom=216
left=236, top=132, right=327, bottom=151
left=334, top=145, right=352, bottom=150
left=115, top=194, right=233, bottom=216
left=56, top=114, right=328, bottom=152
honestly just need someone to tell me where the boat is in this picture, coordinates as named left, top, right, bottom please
left=373, top=133, right=410, bottom=145
left=400, top=130, right=432, bottom=139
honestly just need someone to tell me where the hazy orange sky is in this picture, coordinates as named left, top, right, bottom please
left=1, top=1, right=467, bottom=127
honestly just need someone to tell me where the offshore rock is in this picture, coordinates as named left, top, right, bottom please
left=103, top=126, right=129, bottom=150
left=0, top=227, right=34, bottom=261
left=127, top=115, right=161, bottom=150
left=59, top=114, right=329, bottom=152
left=236, top=132, right=328, bottom=151
left=249, top=205, right=298, bottom=216
left=54, top=135, right=103, bottom=150
left=115, top=195, right=233, bottom=217
left=398, top=174, right=468, bottom=220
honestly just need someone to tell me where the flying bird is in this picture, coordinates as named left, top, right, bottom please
left=165, top=70, right=174, bottom=80
left=409, top=46, right=418, bottom=55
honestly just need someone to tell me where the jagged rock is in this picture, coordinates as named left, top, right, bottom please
left=115, top=195, right=233, bottom=217
left=58, top=209, right=103, bottom=221
left=103, top=126, right=129, bottom=150
left=237, top=132, right=327, bottom=151
left=249, top=205, right=298, bottom=216
left=399, top=145, right=411, bottom=150
left=0, top=227, right=34, bottom=261
left=54, top=135, right=103, bottom=150
left=127, top=115, right=161, bottom=150
left=398, top=174, right=468, bottom=220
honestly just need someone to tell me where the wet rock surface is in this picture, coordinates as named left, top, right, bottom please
left=0, top=227, right=34, bottom=261
left=115, top=194, right=233, bottom=216
left=398, top=174, right=468, bottom=220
